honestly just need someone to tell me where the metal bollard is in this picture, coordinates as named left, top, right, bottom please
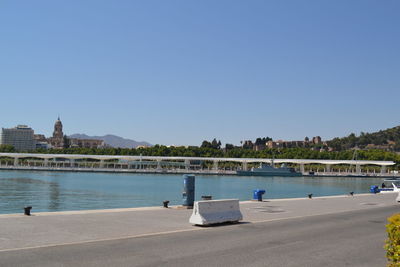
left=163, top=200, right=170, bottom=208
left=201, top=195, right=212, bottom=201
left=24, top=206, right=32, bottom=216
left=308, top=194, right=313, bottom=199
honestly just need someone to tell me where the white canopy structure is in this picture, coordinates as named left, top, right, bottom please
left=0, top=152, right=395, bottom=174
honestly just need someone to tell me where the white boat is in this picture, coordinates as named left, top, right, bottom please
left=379, top=178, right=400, bottom=193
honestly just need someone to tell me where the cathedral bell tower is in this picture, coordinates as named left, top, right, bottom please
left=49, top=116, right=65, bottom=148
left=53, top=116, right=64, bottom=139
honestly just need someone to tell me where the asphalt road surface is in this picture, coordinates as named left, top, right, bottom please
left=0, top=205, right=397, bottom=267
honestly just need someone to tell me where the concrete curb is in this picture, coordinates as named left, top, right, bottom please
left=0, top=192, right=396, bottom=218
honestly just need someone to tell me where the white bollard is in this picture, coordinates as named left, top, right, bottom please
left=189, top=199, right=243, bottom=226
left=396, top=192, right=400, bottom=203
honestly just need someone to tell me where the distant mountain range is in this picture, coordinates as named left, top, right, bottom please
left=69, top=134, right=152, bottom=148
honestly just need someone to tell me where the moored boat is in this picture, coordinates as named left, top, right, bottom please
left=237, top=163, right=302, bottom=177
left=379, top=178, right=400, bottom=193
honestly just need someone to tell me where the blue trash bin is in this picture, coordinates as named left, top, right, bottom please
left=253, top=189, right=266, bottom=201
left=370, top=185, right=380, bottom=194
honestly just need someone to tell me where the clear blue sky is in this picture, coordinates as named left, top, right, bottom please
left=1, top=0, right=399, bottom=146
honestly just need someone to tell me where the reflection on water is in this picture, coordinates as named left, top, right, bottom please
left=0, top=170, right=384, bottom=214
left=48, top=178, right=60, bottom=210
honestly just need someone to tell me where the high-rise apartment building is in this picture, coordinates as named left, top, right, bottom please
left=0, top=125, right=36, bottom=151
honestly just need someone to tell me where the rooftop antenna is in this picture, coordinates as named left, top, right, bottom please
left=271, top=153, right=275, bottom=167
left=350, top=147, right=359, bottom=173
left=352, top=147, right=359, bottom=161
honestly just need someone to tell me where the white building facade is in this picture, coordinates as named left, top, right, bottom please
left=0, top=125, right=36, bottom=151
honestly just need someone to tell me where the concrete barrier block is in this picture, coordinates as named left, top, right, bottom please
left=189, top=199, right=243, bottom=225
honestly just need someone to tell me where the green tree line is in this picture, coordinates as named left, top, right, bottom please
left=328, top=126, right=400, bottom=151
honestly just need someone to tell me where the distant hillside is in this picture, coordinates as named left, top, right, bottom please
left=327, top=126, right=400, bottom=151
left=69, top=134, right=152, bottom=148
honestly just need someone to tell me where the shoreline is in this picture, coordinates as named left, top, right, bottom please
left=0, top=165, right=398, bottom=178
left=0, top=191, right=395, bottom=218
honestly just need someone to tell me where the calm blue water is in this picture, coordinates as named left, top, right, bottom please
left=0, top=170, right=383, bottom=214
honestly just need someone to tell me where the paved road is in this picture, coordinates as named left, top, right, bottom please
left=0, top=205, right=397, bottom=267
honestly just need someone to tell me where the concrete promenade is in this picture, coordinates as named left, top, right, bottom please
left=0, top=193, right=398, bottom=266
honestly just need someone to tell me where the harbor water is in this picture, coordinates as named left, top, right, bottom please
left=0, top=170, right=385, bottom=214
